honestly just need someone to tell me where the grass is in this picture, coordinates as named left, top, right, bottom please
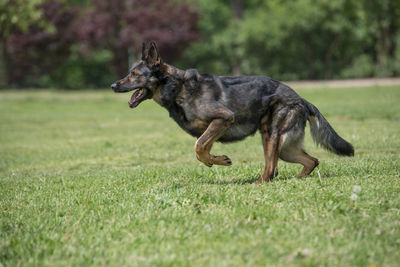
left=0, top=86, right=400, bottom=266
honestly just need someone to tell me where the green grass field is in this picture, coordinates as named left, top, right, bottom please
left=1, top=86, right=400, bottom=266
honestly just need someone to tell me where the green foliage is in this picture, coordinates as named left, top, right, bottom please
left=1, top=86, right=400, bottom=265
left=2, top=0, right=400, bottom=88
left=361, top=0, right=400, bottom=76
left=179, top=0, right=400, bottom=80
left=0, top=0, right=48, bottom=39
left=40, top=48, right=116, bottom=89
left=340, top=55, right=375, bottom=78
left=0, top=0, right=48, bottom=88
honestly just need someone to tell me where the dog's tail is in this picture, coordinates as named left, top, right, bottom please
left=304, top=100, right=354, bottom=156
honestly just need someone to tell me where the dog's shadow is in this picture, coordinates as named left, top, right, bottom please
left=202, top=176, right=259, bottom=185
left=202, top=175, right=294, bottom=185
left=200, top=170, right=330, bottom=185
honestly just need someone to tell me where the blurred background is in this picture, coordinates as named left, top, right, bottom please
left=1, top=0, right=399, bottom=89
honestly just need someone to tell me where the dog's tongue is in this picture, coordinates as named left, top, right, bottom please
left=129, top=90, right=141, bottom=105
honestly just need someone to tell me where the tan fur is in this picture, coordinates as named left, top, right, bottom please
left=194, top=118, right=234, bottom=167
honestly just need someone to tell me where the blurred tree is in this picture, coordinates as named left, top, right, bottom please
left=76, top=0, right=199, bottom=77
left=230, top=0, right=244, bottom=75
left=0, top=0, right=47, bottom=39
left=361, top=0, right=400, bottom=76
left=181, top=0, right=400, bottom=80
left=0, top=0, right=46, bottom=87
left=240, top=0, right=363, bottom=79
left=6, top=1, right=78, bottom=87
left=2, top=0, right=400, bottom=88
left=177, top=0, right=235, bottom=75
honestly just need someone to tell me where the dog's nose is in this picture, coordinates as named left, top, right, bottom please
left=111, top=83, right=118, bottom=90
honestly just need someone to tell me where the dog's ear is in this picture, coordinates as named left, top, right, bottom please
left=145, top=41, right=162, bottom=67
left=141, top=43, right=147, bottom=60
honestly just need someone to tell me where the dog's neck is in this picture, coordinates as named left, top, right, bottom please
left=163, top=63, right=186, bottom=80
left=151, top=63, right=185, bottom=107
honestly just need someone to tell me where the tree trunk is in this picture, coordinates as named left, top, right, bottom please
left=304, top=39, right=316, bottom=80
left=324, top=34, right=341, bottom=79
left=0, top=42, right=7, bottom=88
left=229, top=0, right=244, bottom=76
left=373, top=2, right=399, bottom=77
left=230, top=0, right=244, bottom=19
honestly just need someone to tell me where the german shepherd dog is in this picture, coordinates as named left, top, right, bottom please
left=111, top=42, right=354, bottom=184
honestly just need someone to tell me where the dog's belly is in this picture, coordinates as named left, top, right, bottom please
left=219, top=122, right=258, bottom=142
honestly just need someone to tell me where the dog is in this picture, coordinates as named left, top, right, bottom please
left=111, top=42, right=354, bottom=183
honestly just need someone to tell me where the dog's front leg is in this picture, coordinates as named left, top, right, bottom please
left=195, top=117, right=234, bottom=167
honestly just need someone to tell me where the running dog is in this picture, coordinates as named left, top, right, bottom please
left=111, top=42, right=354, bottom=183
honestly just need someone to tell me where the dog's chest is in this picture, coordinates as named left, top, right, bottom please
left=167, top=102, right=206, bottom=138
left=175, top=93, right=202, bottom=121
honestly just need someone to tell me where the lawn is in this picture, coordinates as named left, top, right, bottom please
left=1, top=86, right=400, bottom=266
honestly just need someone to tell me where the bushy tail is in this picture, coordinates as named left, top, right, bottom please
left=304, top=100, right=354, bottom=156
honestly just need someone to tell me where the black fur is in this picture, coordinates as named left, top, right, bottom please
left=305, top=101, right=354, bottom=156
left=161, top=77, right=181, bottom=108
left=111, top=42, right=354, bottom=181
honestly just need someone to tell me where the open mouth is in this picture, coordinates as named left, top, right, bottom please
left=128, top=88, right=152, bottom=108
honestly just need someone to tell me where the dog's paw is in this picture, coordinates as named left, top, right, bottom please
left=255, top=178, right=265, bottom=184
left=213, top=155, right=232, bottom=166
left=255, top=177, right=272, bottom=184
left=196, top=152, right=213, bottom=167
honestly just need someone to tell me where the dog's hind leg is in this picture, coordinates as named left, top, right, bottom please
left=195, top=115, right=234, bottom=167
left=280, top=147, right=319, bottom=177
left=256, top=115, right=281, bottom=184
left=279, top=130, right=319, bottom=178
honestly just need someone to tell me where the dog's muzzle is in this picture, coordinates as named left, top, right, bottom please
left=111, top=82, right=119, bottom=92
left=111, top=82, right=132, bottom=93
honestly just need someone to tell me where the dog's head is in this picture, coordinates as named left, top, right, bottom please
left=111, top=42, right=165, bottom=108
